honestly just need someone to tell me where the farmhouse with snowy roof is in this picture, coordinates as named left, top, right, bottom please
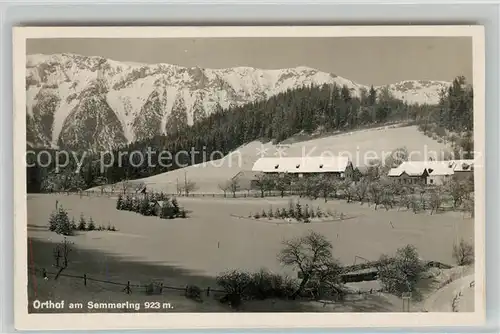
left=251, top=156, right=353, bottom=179
left=388, top=159, right=475, bottom=186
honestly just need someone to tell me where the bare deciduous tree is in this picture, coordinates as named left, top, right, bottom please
left=340, top=180, right=355, bottom=203
left=366, top=158, right=383, bottom=181
left=377, top=244, right=424, bottom=297
left=355, top=178, right=369, bottom=204
left=315, top=175, right=338, bottom=202
left=54, top=237, right=73, bottom=280
left=398, top=187, right=413, bottom=211
left=416, top=184, right=427, bottom=211
left=384, top=147, right=409, bottom=172
left=176, top=180, right=183, bottom=196
left=444, top=178, right=467, bottom=208
left=274, top=174, right=291, bottom=198
left=369, top=180, right=383, bottom=210
left=183, top=180, right=198, bottom=196
left=228, top=178, right=240, bottom=198
left=297, top=176, right=318, bottom=199
left=254, top=174, right=273, bottom=198
left=121, top=179, right=131, bottom=194
left=95, top=176, right=108, bottom=195
left=429, top=187, right=444, bottom=215
left=278, top=231, right=337, bottom=299
left=216, top=270, right=251, bottom=309
left=463, top=197, right=475, bottom=218
left=453, top=239, right=474, bottom=265
left=218, top=182, right=229, bottom=198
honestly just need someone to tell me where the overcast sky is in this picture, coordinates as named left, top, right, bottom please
left=27, top=37, right=472, bottom=86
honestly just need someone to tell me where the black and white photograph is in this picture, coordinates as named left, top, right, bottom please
left=13, top=26, right=485, bottom=330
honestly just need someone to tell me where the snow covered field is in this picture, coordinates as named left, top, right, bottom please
left=28, top=193, right=472, bottom=278
left=28, top=123, right=472, bottom=312
left=27, top=187, right=474, bottom=312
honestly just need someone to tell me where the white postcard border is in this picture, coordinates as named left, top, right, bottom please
left=13, top=25, right=486, bottom=331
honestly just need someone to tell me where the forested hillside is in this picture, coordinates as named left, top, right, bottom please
left=26, top=76, right=473, bottom=193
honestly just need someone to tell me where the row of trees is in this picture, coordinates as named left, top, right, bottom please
left=241, top=168, right=474, bottom=216
left=250, top=200, right=344, bottom=222
left=48, top=207, right=116, bottom=236
left=116, top=193, right=187, bottom=219
left=216, top=230, right=475, bottom=308
left=417, top=76, right=474, bottom=157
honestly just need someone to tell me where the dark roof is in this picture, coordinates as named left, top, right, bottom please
left=231, top=170, right=264, bottom=180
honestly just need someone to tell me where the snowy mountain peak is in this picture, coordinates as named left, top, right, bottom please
left=26, top=53, right=450, bottom=151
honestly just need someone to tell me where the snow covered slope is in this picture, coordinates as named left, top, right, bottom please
left=26, top=53, right=450, bottom=151
left=94, top=125, right=449, bottom=195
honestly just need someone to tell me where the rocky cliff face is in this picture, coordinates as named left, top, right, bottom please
left=26, top=53, right=450, bottom=151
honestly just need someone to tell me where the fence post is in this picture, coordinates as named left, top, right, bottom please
left=84, top=274, right=87, bottom=286
left=206, top=287, right=210, bottom=297
left=123, top=281, right=131, bottom=294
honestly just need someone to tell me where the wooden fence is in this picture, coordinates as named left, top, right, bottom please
left=29, top=266, right=225, bottom=297
left=51, top=189, right=298, bottom=199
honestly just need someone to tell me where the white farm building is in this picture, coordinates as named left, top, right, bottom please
left=388, top=159, right=475, bottom=186
left=251, top=156, right=353, bottom=179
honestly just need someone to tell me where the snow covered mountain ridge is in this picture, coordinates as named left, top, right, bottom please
left=26, top=53, right=451, bottom=151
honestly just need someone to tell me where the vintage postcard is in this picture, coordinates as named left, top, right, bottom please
left=13, top=26, right=485, bottom=330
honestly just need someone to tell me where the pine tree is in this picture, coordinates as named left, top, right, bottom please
left=316, top=206, right=323, bottom=218
left=70, top=217, right=77, bottom=231
left=48, top=211, right=57, bottom=231
left=124, top=195, right=132, bottom=211
left=116, top=194, right=123, bottom=210
left=132, top=197, right=140, bottom=213
left=160, top=201, right=174, bottom=219
left=461, top=130, right=474, bottom=159
left=268, top=207, right=274, bottom=218
left=139, top=197, right=151, bottom=216
left=304, top=204, right=310, bottom=218
left=368, top=85, right=377, bottom=106
left=310, top=207, right=316, bottom=218
left=281, top=208, right=288, bottom=218
left=295, top=201, right=302, bottom=219
left=171, top=198, right=180, bottom=216
left=54, top=207, right=73, bottom=236
left=273, top=207, right=279, bottom=218
left=77, top=214, right=87, bottom=231
left=376, top=105, right=389, bottom=123
left=288, top=199, right=295, bottom=218
left=87, top=217, right=96, bottom=231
